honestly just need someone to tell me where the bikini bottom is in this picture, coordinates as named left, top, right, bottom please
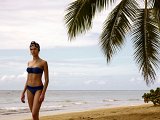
left=27, top=85, right=43, bottom=95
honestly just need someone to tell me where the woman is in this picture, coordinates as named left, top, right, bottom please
left=21, top=41, right=49, bottom=120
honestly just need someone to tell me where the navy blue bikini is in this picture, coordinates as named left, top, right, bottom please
left=26, top=85, right=43, bottom=95
left=26, top=67, right=43, bottom=74
left=26, top=67, right=44, bottom=95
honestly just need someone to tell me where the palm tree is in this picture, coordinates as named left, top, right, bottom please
left=64, top=0, right=160, bottom=85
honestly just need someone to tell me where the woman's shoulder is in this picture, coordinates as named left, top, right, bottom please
left=27, top=60, right=32, bottom=66
left=40, top=59, right=48, bottom=65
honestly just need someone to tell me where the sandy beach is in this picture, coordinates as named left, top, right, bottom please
left=25, top=104, right=160, bottom=120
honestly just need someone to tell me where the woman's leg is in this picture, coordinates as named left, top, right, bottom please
left=32, top=90, right=42, bottom=120
left=27, top=89, right=34, bottom=112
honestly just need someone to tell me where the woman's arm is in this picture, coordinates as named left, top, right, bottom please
left=21, top=62, right=29, bottom=103
left=39, top=61, right=49, bottom=102
left=22, top=79, right=28, bottom=94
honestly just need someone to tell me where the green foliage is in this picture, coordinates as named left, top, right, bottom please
left=64, top=0, right=160, bottom=85
left=142, top=87, right=160, bottom=105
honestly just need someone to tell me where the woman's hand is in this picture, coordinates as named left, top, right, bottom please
left=21, top=93, right=25, bottom=103
left=39, top=94, right=45, bottom=103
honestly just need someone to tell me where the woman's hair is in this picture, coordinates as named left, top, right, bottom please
left=30, top=41, right=40, bottom=51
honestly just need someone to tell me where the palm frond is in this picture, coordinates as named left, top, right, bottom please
left=100, top=0, right=138, bottom=62
left=64, top=0, right=116, bottom=40
left=147, top=0, right=154, bottom=8
left=153, top=0, right=160, bottom=30
left=132, top=9, right=160, bottom=85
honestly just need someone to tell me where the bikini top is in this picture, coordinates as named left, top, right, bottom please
left=26, top=67, right=43, bottom=74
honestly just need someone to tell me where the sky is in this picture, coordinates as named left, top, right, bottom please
left=0, top=0, right=160, bottom=90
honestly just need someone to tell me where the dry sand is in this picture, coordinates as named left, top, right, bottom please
left=26, top=104, right=160, bottom=120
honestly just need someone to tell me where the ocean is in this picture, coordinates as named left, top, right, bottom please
left=0, top=90, right=148, bottom=119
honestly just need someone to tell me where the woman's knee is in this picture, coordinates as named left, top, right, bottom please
left=32, top=111, right=38, bottom=119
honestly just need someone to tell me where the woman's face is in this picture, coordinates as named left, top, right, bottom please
left=30, top=45, right=39, bottom=56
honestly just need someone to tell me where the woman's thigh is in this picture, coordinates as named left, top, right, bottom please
left=27, top=90, right=34, bottom=112
left=32, top=90, right=42, bottom=115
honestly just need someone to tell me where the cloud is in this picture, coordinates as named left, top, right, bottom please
left=0, top=75, right=8, bottom=81
left=0, top=72, right=27, bottom=82
left=129, top=77, right=143, bottom=84
left=0, top=75, right=16, bottom=81
left=17, top=72, right=27, bottom=79
left=156, top=75, right=160, bottom=83
left=50, top=56, right=139, bottom=81
left=0, top=0, right=124, bottom=49
left=84, top=80, right=107, bottom=85
left=0, top=0, right=101, bottom=49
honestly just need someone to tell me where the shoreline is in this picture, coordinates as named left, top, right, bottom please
left=0, top=90, right=148, bottom=120
left=1, top=103, right=159, bottom=120
left=0, top=103, right=147, bottom=120
left=24, top=103, right=160, bottom=120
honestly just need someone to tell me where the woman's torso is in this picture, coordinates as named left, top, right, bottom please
left=27, top=59, right=44, bottom=86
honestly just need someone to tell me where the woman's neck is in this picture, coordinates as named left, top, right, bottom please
left=33, top=56, right=40, bottom=61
